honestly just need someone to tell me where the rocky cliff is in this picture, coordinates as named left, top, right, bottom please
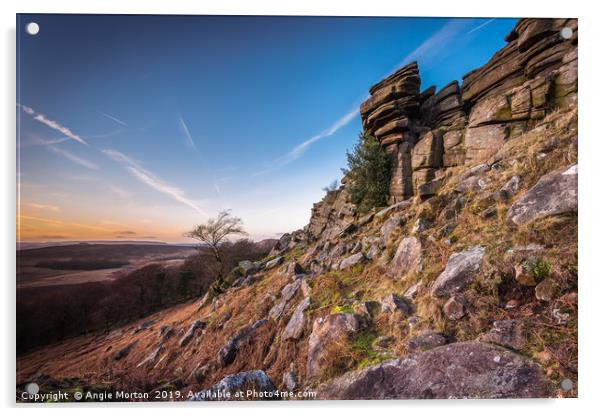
left=17, top=18, right=578, bottom=401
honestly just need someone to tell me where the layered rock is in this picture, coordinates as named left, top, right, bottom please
left=360, top=18, right=578, bottom=202
left=317, top=341, right=550, bottom=399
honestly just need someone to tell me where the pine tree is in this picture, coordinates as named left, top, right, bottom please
left=342, top=133, right=391, bottom=213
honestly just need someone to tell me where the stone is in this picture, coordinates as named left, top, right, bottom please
left=282, top=369, right=298, bottom=390
left=468, top=94, right=512, bottom=127
left=380, top=293, right=412, bottom=315
left=317, top=341, right=550, bottom=399
left=464, top=124, right=507, bottom=165
left=498, top=175, right=521, bottom=201
left=443, top=130, right=463, bottom=150
left=480, top=320, right=525, bottom=350
left=282, top=297, right=311, bottom=341
left=431, top=246, right=485, bottom=297
left=506, top=164, right=577, bottom=226
left=268, top=280, right=302, bottom=321
left=307, top=313, right=362, bottom=381
left=407, top=330, right=446, bottom=352
left=353, top=301, right=380, bottom=319
left=514, top=263, right=537, bottom=286
left=265, top=256, right=284, bottom=269
left=411, top=131, right=443, bottom=169
left=417, top=178, right=444, bottom=198
left=380, top=214, right=402, bottom=242
left=411, top=217, right=430, bottom=234
left=114, top=342, right=136, bottom=361
left=454, top=176, right=485, bottom=194
left=339, top=252, right=365, bottom=270
left=391, top=237, right=422, bottom=279
left=217, top=319, right=267, bottom=367
left=191, top=370, right=277, bottom=401
left=374, top=201, right=411, bottom=219
left=372, top=335, right=395, bottom=351
left=535, top=278, right=556, bottom=302
left=179, top=320, right=206, bottom=347
left=403, top=282, right=424, bottom=299
left=238, top=260, right=259, bottom=276
left=443, top=296, right=465, bottom=320
left=286, top=261, right=304, bottom=277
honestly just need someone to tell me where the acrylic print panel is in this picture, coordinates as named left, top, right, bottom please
left=16, top=14, right=578, bottom=402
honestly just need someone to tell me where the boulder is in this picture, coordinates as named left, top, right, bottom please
left=265, top=256, right=284, bottom=270
left=190, top=370, right=278, bottom=401
left=391, top=237, right=422, bottom=279
left=179, top=320, right=206, bottom=347
left=443, top=296, right=466, bottom=320
left=380, top=293, right=412, bottom=315
left=238, top=260, right=259, bottom=275
left=282, top=297, right=311, bottom=341
left=407, top=330, right=446, bottom=352
left=480, top=319, right=525, bottom=350
left=268, top=280, right=302, bottom=321
left=317, top=341, right=550, bottom=399
left=498, top=175, right=521, bottom=201
left=306, top=314, right=362, bottom=380
left=431, top=246, right=485, bottom=297
left=380, top=214, right=403, bottom=242
left=535, top=278, right=557, bottom=302
left=506, top=164, right=577, bottom=226
left=339, top=252, right=365, bottom=270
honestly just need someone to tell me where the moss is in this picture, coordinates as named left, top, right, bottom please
left=330, top=304, right=354, bottom=314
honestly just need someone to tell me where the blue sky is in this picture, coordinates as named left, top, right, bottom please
left=16, top=14, right=517, bottom=242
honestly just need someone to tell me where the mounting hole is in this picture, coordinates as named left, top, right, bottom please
left=560, top=378, right=573, bottom=391
left=560, top=27, right=573, bottom=40
left=25, top=22, right=39, bottom=36
left=25, top=382, right=39, bottom=395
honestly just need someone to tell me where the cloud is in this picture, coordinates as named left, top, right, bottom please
left=467, top=18, right=496, bottom=35
left=48, top=146, right=99, bottom=170
left=98, top=111, right=127, bottom=126
left=259, top=19, right=471, bottom=175
left=393, top=19, right=471, bottom=70
left=26, top=203, right=60, bottom=212
left=178, top=117, right=197, bottom=150
left=19, top=104, right=88, bottom=145
left=102, top=148, right=206, bottom=216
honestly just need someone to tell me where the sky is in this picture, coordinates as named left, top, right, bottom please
left=16, top=14, right=518, bottom=243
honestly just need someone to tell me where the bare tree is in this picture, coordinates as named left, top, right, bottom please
left=185, top=210, right=247, bottom=282
left=322, top=179, right=339, bottom=193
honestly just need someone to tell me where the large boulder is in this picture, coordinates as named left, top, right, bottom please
left=268, top=280, right=302, bottom=321
left=317, top=341, right=550, bottom=399
left=506, top=164, right=577, bottom=226
left=391, top=237, right=422, bottom=279
left=307, top=313, right=362, bottom=381
left=431, top=246, right=485, bottom=297
left=339, top=252, right=365, bottom=270
left=190, top=370, right=278, bottom=401
left=282, top=297, right=311, bottom=341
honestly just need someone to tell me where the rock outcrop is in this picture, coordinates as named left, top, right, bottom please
left=317, top=341, right=550, bottom=399
left=360, top=18, right=577, bottom=202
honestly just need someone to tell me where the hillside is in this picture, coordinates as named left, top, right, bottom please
left=16, top=18, right=577, bottom=401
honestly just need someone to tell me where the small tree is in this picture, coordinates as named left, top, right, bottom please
left=185, top=210, right=247, bottom=291
left=342, top=133, right=391, bottom=213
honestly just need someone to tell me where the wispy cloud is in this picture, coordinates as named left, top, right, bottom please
left=48, top=146, right=99, bottom=170
left=26, top=203, right=60, bottom=212
left=467, top=18, right=496, bottom=35
left=98, top=110, right=127, bottom=126
left=19, top=104, right=88, bottom=145
left=258, top=19, right=471, bottom=175
left=102, top=148, right=206, bottom=216
left=394, top=18, right=471, bottom=69
left=178, top=116, right=197, bottom=150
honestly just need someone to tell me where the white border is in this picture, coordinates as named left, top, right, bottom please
left=2, top=1, right=600, bottom=414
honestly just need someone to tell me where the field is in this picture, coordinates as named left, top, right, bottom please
left=17, top=243, right=197, bottom=288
